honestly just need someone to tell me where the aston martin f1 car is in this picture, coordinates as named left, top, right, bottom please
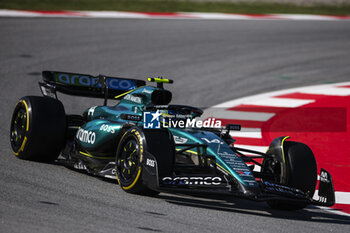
left=10, top=71, right=335, bottom=210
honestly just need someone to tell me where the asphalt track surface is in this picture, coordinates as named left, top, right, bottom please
left=1, top=18, right=350, bottom=233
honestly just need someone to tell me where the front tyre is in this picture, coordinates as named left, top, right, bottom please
left=10, top=96, right=66, bottom=162
left=115, top=127, right=158, bottom=196
left=263, top=139, right=317, bottom=210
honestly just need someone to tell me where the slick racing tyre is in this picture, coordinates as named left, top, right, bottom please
left=115, top=127, right=158, bottom=196
left=10, top=96, right=66, bottom=162
left=262, top=139, right=317, bottom=210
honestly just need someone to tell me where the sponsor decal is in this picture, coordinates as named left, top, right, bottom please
left=88, top=106, right=97, bottom=116
left=173, top=135, right=188, bottom=144
left=162, top=176, right=222, bottom=185
left=320, top=170, right=330, bottom=183
left=123, top=94, right=142, bottom=104
left=263, top=181, right=304, bottom=196
left=131, top=129, right=143, bottom=161
left=237, top=170, right=252, bottom=175
left=217, top=151, right=236, bottom=157
left=142, top=88, right=152, bottom=94
left=40, top=85, right=56, bottom=98
left=55, top=73, right=135, bottom=90
left=99, top=124, right=116, bottom=134
left=201, top=138, right=223, bottom=144
left=120, top=114, right=142, bottom=121
left=242, top=180, right=258, bottom=186
left=74, top=162, right=87, bottom=170
left=76, top=128, right=96, bottom=144
left=146, top=158, right=156, bottom=167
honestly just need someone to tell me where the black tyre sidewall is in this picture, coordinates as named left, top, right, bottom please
left=265, top=140, right=317, bottom=210
left=285, top=141, right=317, bottom=196
left=10, top=96, right=66, bottom=162
left=115, top=127, right=159, bottom=196
left=116, top=130, right=142, bottom=187
left=116, top=127, right=146, bottom=193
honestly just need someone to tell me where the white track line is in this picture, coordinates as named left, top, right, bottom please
left=184, top=12, right=271, bottom=20
left=0, top=10, right=350, bottom=21
left=229, top=128, right=262, bottom=139
left=333, top=192, right=350, bottom=205
left=214, top=82, right=350, bottom=108
left=244, top=97, right=314, bottom=108
left=300, top=87, right=350, bottom=96
left=0, top=9, right=39, bottom=17
left=83, top=11, right=149, bottom=18
left=313, top=190, right=350, bottom=205
left=271, top=14, right=342, bottom=21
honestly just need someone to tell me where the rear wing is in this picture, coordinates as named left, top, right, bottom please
left=39, top=71, right=146, bottom=102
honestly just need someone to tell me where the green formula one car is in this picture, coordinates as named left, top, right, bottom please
left=10, top=71, right=335, bottom=210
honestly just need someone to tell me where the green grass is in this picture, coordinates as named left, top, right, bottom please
left=0, top=0, right=349, bottom=15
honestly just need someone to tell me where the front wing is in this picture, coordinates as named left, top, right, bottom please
left=141, top=149, right=335, bottom=207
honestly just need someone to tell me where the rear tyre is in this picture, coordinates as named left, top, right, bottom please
left=263, top=141, right=317, bottom=210
left=10, top=96, right=66, bottom=162
left=115, top=127, right=159, bottom=196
